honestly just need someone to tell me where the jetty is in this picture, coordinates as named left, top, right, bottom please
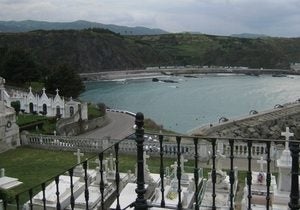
left=191, top=101, right=300, bottom=139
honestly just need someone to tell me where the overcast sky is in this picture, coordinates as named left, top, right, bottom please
left=1, top=0, right=300, bottom=37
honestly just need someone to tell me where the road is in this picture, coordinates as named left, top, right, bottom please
left=79, top=111, right=135, bottom=140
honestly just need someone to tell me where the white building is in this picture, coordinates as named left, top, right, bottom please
left=7, top=87, right=87, bottom=120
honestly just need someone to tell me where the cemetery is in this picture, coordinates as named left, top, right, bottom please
left=0, top=74, right=300, bottom=210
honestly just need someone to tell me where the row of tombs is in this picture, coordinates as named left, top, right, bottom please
left=1, top=132, right=293, bottom=210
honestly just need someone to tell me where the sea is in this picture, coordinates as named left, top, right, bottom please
left=80, top=74, right=300, bottom=133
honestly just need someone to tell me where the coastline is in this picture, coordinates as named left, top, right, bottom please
left=79, top=67, right=300, bottom=81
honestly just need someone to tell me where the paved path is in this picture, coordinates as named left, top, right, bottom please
left=79, top=112, right=135, bottom=140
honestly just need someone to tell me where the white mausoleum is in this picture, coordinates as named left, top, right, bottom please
left=7, top=87, right=87, bottom=120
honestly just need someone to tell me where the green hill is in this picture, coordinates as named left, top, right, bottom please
left=1, top=30, right=300, bottom=73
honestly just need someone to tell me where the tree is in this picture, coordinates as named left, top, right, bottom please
left=0, top=48, right=41, bottom=84
left=45, top=64, right=84, bottom=98
left=11, top=101, right=20, bottom=114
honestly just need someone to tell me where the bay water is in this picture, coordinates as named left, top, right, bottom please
left=80, top=74, right=300, bottom=133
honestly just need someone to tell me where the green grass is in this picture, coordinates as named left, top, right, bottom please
left=88, top=103, right=104, bottom=120
left=16, top=115, right=47, bottom=126
left=16, top=114, right=56, bottom=134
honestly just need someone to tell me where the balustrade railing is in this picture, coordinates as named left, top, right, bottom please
left=1, top=112, right=299, bottom=210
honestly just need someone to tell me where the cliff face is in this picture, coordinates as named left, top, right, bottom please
left=1, top=29, right=300, bottom=73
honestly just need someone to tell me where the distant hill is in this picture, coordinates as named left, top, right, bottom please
left=1, top=30, right=300, bottom=73
left=0, top=20, right=168, bottom=35
left=230, top=33, right=269, bottom=39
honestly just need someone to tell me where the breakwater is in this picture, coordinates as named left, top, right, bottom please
left=192, top=102, right=300, bottom=139
left=79, top=67, right=300, bottom=81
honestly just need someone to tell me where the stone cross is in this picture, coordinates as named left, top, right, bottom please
left=73, top=149, right=84, bottom=164
left=281, top=127, right=294, bottom=150
left=257, top=157, right=267, bottom=172
left=42, top=87, right=46, bottom=94
left=29, top=86, right=32, bottom=92
left=56, top=89, right=59, bottom=95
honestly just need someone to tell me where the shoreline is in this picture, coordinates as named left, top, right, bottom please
left=79, top=67, right=300, bottom=81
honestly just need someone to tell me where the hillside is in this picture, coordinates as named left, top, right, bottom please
left=0, top=20, right=168, bottom=35
left=1, top=30, right=300, bottom=73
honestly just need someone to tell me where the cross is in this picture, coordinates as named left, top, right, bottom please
left=257, top=156, right=267, bottom=172
left=42, top=87, right=46, bottom=93
left=143, top=151, right=150, bottom=166
left=56, top=89, right=59, bottom=95
left=73, top=149, right=84, bottom=164
left=281, top=127, right=294, bottom=150
left=29, top=86, right=32, bottom=92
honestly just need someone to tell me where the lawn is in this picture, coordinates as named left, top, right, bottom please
left=0, top=146, right=253, bottom=206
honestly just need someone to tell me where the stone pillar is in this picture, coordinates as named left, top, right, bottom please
left=0, top=168, right=4, bottom=177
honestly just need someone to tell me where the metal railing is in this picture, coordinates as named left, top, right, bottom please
left=1, top=112, right=299, bottom=210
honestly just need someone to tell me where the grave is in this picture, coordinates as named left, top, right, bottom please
left=151, top=156, right=203, bottom=209
left=241, top=127, right=295, bottom=210
left=241, top=156, right=277, bottom=210
left=73, top=149, right=85, bottom=178
left=201, top=150, right=238, bottom=209
left=272, top=127, right=295, bottom=209
left=30, top=175, right=85, bottom=210
left=0, top=168, right=23, bottom=190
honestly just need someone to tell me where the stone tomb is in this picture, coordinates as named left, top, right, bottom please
left=152, top=156, right=201, bottom=209
left=201, top=150, right=238, bottom=210
left=30, top=175, right=85, bottom=210
left=0, top=168, right=22, bottom=190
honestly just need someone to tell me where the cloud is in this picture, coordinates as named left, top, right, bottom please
left=0, top=0, right=300, bottom=37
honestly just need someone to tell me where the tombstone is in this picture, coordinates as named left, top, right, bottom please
left=0, top=168, right=23, bottom=190
left=73, top=149, right=84, bottom=177
left=106, top=153, right=116, bottom=180
left=94, top=158, right=107, bottom=185
left=276, top=127, right=293, bottom=192
left=256, top=157, right=267, bottom=184
left=213, top=150, right=227, bottom=185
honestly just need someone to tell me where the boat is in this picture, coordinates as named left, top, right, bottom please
left=272, top=74, right=287, bottom=77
